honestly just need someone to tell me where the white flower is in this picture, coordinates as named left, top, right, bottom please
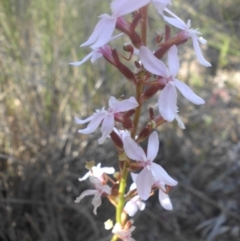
left=123, top=131, right=177, bottom=200
left=112, top=223, right=136, bottom=241
left=75, top=96, right=138, bottom=144
left=75, top=176, right=111, bottom=215
left=81, top=0, right=150, bottom=48
left=139, top=45, right=205, bottom=122
left=163, top=13, right=211, bottom=67
left=79, top=163, right=115, bottom=182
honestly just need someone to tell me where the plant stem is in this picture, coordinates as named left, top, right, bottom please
left=110, top=234, right=118, bottom=241
left=116, top=160, right=128, bottom=224
left=131, top=5, right=148, bottom=139
left=131, top=82, right=143, bottom=139
left=140, top=5, right=148, bottom=46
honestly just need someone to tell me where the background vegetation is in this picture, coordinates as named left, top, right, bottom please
left=0, top=0, right=239, bottom=240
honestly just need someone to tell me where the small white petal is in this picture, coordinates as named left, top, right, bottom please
left=136, top=200, right=146, bottom=211
left=139, top=46, right=168, bottom=77
left=151, top=163, right=178, bottom=186
left=111, top=0, right=150, bottom=16
left=70, top=51, right=94, bottom=66
left=98, top=114, right=114, bottom=144
left=123, top=136, right=147, bottom=161
left=174, top=79, right=205, bottom=105
left=147, top=131, right=159, bottom=162
left=175, top=113, right=185, bottom=129
left=198, top=37, right=207, bottom=44
left=81, top=15, right=116, bottom=48
left=159, top=84, right=177, bottom=122
left=79, top=172, right=90, bottom=181
left=124, top=200, right=138, bottom=217
left=91, top=51, right=103, bottom=63
left=78, top=111, right=106, bottom=134
left=159, top=190, right=173, bottom=210
left=191, top=36, right=211, bottom=67
left=74, top=115, right=93, bottom=124
left=101, top=167, right=115, bottom=174
left=167, top=45, right=179, bottom=78
left=136, top=168, right=154, bottom=200
left=163, top=15, right=186, bottom=30
left=75, top=189, right=97, bottom=203
left=92, top=193, right=102, bottom=215
left=113, top=97, right=139, bottom=113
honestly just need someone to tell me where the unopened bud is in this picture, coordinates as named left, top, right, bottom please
left=149, top=107, right=154, bottom=120
left=113, top=172, right=120, bottom=180
left=123, top=44, right=134, bottom=52
left=104, top=219, right=113, bottom=230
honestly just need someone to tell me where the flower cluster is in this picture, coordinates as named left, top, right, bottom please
left=71, top=0, right=210, bottom=240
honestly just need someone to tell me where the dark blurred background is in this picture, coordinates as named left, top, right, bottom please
left=0, top=0, right=240, bottom=240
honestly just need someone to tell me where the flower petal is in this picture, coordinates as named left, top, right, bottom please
left=98, top=114, right=114, bottom=144
left=167, top=45, right=179, bottom=78
left=101, top=185, right=112, bottom=195
left=111, top=0, right=150, bottom=16
left=147, top=131, right=159, bottom=162
left=75, top=189, right=97, bottom=203
left=139, top=46, right=168, bottom=77
left=159, top=190, right=173, bottom=210
left=174, top=79, right=205, bottom=105
left=191, top=36, right=211, bottom=67
left=78, top=111, right=106, bottom=134
left=136, top=200, right=146, bottom=211
left=101, top=167, right=115, bottom=174
left=152, top=0, right=171, bottom=15
left=131, top=173, right=138, bottom=184
left=81, top=15, right=116, bottom=48
left=89, top=176, right=102, bottom=188
left=70, top=51, right=94, bottom=66
left=74, top=115, right=93, bottom=125
left=163, top=15, right=186, bottom=30
left=124, top=200, right=138, bottom=217
left=92, top=193, right=102, bottom=215
left=123, top=136, right=147, bottom=161
left=159, top=83, right=177, bottom=122
left=151, top=163, right=178, bottom=186
left=91, top=51, right=103, bottom=63
left=113, top=97, right=139, bottom=113
left=79, top=171, right=90, bottom=181
left=136, top=168, right=154, bottom=200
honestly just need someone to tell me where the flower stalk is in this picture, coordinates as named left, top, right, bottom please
left=71, top=0, right=211, bottom=240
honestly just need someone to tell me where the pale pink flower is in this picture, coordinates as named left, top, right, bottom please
left=123, top=131, right=177, bottom=200
left=139, top=45, right=205, bottom=122
left=75, top=96, right=138, bottom=144
left=81, top=0, right=150, bottom=48
left=70, top=34, right=123, bottom=67
left=75, top=176, right=111, bottom=215
left=112, top=223, right=136, bottom=241
left=79, top=163, right=115, bottom=182
left=163, top=13, right=211, bottom=67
